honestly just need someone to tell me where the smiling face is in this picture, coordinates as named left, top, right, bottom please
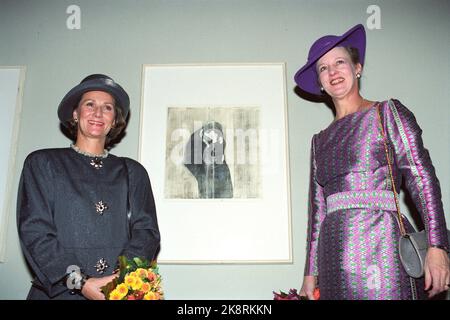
left=73, top=90, right=116, bottom=145
left=316, top=46, right=362, bottom=99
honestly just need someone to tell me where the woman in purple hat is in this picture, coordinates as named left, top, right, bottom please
left=295, top=24, right=449, bottom=300
left=17, top=74, right=160, bottom=299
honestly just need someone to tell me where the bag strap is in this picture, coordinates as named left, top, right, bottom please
left=376, top=102, right=407, bottom=236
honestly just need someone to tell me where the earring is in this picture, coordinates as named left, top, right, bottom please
left=356, top=73, right=361, bottom=79
left=74, top=118, right=78, bottom=123
left=320, top=87, right=324, bottom=92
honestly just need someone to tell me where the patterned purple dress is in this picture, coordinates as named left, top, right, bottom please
left=304, top=99, right=449, bottom=300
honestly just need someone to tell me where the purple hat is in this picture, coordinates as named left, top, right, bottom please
left=294, top=24, right=366, bottom=96
left=57, top=74, right=130, bottom=126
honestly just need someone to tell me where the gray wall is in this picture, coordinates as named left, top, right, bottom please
left=0, top=0, right=449, bottom=299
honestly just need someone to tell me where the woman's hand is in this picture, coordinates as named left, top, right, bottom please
left=81, top=274, right=118, bottom=300
left=299, top=275, right=318, bottom=300
left=424, top=247, right=450, bottom=298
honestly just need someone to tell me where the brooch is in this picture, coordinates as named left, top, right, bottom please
left=94, top=258, right=109, bottom=274
left=90, top=158, right=103, bottom=169
left=95, top=201, right=108, bottom=215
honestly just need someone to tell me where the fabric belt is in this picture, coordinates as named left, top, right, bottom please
left=326, top=190, right=397, bottom=214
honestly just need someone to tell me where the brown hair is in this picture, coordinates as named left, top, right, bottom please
left=345, top=46, right=361, bottom=65
left=66, top=101, right=127, bottom=147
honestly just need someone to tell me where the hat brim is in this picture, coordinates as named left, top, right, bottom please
left=294, top=24, right=366, bottom=96
left=58, top=78, right=130, bottom=126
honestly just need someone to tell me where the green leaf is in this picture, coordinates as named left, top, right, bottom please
left=133, top=257, right=143, bottom=267
left=117, top=256, right=130, bottom=282
left=100, top=278, right=118, bottom=299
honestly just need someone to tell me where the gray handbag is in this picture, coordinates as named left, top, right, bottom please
left=376, top=104, right=450, bottom=279
left=399, top=230, right=450, bottom=278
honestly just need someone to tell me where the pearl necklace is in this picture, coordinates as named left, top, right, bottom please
left=70, top=144, right=109, bottom=159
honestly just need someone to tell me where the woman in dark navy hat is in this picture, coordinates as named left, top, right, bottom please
left=295, top=25, right=449, bottom=300
left=17, top=74, right=160, bottom=299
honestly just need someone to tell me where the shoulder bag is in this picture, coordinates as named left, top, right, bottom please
left=376, top=103, right=450, bottom=279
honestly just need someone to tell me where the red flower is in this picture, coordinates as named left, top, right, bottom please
left=273, top=288, right=300, bottom=300
left=133, top=291, right=145, bottom=300
left=273, top=288, right=320, bottom=300
left=313, top=288, right=320, bottom=300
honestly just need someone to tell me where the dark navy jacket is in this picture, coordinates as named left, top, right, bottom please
left=17, top=148, right=160, bottom=299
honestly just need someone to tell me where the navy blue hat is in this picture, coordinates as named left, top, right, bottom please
left=58, top=74, right=130, bottom=126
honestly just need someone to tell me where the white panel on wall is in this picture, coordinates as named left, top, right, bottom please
left=140, top=63, right=292, bottom=264
left=0, top=67, right=26, bottom=262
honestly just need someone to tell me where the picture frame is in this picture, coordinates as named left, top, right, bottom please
left=139, top=63, right=291, bottom=263
left=0, top=66, right=26, bottom=262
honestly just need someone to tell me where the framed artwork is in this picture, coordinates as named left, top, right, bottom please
left=139, top=63, right=291, bottom=263
left=0, top=66, right=26, bottom=262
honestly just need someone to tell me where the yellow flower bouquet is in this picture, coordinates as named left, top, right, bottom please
left=101, top=256, right=164, bottom=300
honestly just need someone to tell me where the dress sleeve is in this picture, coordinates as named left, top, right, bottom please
left=304, top=135, right=327, bottom=276
left=382, top=99, right=449, bottom=251
left=120, top=159, right=161, bottom=261
left=17, top=152, right=81, bottom=297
